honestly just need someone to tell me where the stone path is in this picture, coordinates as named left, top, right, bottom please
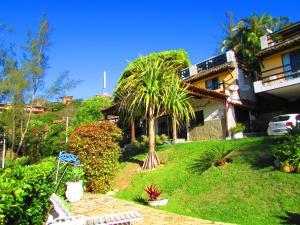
left=71, top=193, right=234, bottom=225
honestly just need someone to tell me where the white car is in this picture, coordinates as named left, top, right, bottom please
left=267, top=114, right=300, bottom=136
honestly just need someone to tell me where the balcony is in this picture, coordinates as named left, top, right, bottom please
left=254, top=65, right=300, bottom=101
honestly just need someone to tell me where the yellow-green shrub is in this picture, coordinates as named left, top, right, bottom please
left=70, top=121, right=122, bottom=193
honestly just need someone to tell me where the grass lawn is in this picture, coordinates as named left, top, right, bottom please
left=115, top=137, right=300, bottom=225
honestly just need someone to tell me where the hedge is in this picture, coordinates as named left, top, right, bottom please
left=0, top=157, right=56, bottom=225
left=70, top=121, right=122, bottom=193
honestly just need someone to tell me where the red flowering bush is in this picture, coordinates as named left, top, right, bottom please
left=70, top=121, right=122, bottom=193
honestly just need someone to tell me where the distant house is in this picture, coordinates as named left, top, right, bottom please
left=164, top=50, right=256, bottom=141
left=61, top=96, right=73, bottom=105
left=253, top=21, right=300, bottom=128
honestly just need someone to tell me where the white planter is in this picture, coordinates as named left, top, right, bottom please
left=65, top=180, right=83, bottom=203
left=233, top=132, right=244, bottom=139
left=147, top=198, right=168, bottom=207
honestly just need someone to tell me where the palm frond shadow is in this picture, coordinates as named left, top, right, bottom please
left=277, top=211, right=300, bottom=224
left=188, top=146, right=236, bottom=175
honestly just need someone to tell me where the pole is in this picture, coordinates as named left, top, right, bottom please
left=65, top=117, right=69, bottom=143
left=2, top=134, right=6, bottom=169
left=103, top=71, right=107, bottom=94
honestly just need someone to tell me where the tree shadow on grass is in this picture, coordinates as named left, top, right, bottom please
left=236, top=137, right=277, bottom=170
left=120, top=146, right=147, bottom=167
left=277, top=211, right=300, bottom=224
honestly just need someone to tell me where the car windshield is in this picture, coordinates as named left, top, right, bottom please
left=271, top=116, right=290, bottom=122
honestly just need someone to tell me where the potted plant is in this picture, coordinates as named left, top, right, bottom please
left=144, top=184, right=168, bottom=207
left=231, top=123, right=246, bottom=139
left=65, top=167, right=84, bottom=203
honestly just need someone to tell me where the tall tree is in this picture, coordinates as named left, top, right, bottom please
left=165, top=75, right=194, bottom=143
left=0, top=17, right=80, bottom=159
left=116, top=50, right=192, bottom=170
left=221, top=13, right=290, bottom=75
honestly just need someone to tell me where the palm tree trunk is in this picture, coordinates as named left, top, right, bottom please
left=142, top=106, right=160, bottom=170
left=130, top=116, right=135, bottom=143
left=172, top=113, right=177, bottom=144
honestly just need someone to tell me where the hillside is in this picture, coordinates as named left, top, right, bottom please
left=115, top=137, right=300, bottom=225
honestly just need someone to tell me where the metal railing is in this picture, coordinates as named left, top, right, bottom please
left=259, top=64, right=300, bottom=85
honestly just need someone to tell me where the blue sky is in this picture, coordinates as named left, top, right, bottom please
left=1, top=0, right=299, bottom=100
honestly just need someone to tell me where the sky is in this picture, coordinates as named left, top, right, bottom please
left=0, top=0, right=299, bottom=100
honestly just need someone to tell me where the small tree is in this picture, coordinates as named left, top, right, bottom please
left=165, top=75, right=194, bottom=143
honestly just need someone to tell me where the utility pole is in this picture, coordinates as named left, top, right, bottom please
left=2, top=133, right=6, bottom=169
left=63, top=117, right=70, bottom=143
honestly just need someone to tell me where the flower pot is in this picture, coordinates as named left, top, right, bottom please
left=147, top=198, right=168, bottom=207
left=65, top=180, right=83, bottom=203
left=233, top=132, right=244, bottom=139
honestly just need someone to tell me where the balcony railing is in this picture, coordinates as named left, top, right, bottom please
left=259, top=64, right=300, bottom=86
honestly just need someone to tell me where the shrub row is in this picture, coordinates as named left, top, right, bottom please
left=0, top=157, right=56, bottom=225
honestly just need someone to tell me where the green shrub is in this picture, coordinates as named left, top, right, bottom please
left=272, top=127, right=300, bottom=169
left=231, top=123, right=246, bottom=134
left=0, top=157, right=56, bottom=225
left=155, top=135, right=163, bottom=145
left=140, top=135, right=149, bottom=147
left=70, top=121, right=122, bottom=193
left=160, top=134, right=169, bottom=143
left=14, top=156, right=30, bottom=167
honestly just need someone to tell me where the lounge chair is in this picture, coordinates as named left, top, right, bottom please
left=46, top=193, right=143, bottom=225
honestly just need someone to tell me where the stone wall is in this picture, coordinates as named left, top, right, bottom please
left=189, top=118, right=225, bottom=141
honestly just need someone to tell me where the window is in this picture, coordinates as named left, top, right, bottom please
left=290, top=50, right=300, bottom=72
left=271, top=116, right=290, bottom=122
left=205, top=77, right=220, bottom=90
left=282, top=49, right=300, bottom=79
left=189, top=110, right=204, bottom=129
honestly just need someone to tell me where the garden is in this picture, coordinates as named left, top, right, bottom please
left=116, top=135, right=300, bottom=225
left=1, top=12, right=299, bottom=225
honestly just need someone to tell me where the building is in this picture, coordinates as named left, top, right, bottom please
left=159, top=50, right=256, bottom=141
left=253, top=21, right=300, bottom=128
left=61, top=96, right=73, bottom=105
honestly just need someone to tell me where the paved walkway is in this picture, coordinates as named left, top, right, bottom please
left=71, top=193, right=234, bottom=225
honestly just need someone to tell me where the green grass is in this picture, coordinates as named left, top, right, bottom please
left=116, top=137, right=300, bottom=225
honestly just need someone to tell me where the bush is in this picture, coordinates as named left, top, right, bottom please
left=14, top=156, right=30, bottom=167
left=140, top=135, right=149, bottom=147
left=155, top=135, right=163, bottom=145
left=231, top=123, right=246, bottom=134
left=72, top=97, right=111, bottom=126
left=272, top=127, right=300, bottom=170
left=70, top=121, right=122, bottom=193
left=0, top=157, right=57, bottom=225
left=160, top=134, right=169, bottom=143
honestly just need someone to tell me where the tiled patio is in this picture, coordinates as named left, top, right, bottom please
left=71, top=193, right=234, bottom=225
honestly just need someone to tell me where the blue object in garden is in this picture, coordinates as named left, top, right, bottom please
left=58, top=151, right=80, bottom=165
left=54, top=151, right=81, bottom=192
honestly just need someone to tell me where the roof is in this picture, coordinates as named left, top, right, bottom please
left=187, top=84, right=227, bottom=102
left=257, top=34, right=300, bottom=57
left=271, top=21, right=300, bottom=36
left=185, top=62, right=235, bottom=83
left=101, top=104, right=118, bottom=113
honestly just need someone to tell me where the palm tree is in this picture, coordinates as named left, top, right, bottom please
left=221, top=13, right=290, bottom=74
left=116, top=55, right=175, bottom=170
left=165, top=76, right=194, bottom=143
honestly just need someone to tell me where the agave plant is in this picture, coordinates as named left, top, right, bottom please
left=189, top=145, right=235, bottom=174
